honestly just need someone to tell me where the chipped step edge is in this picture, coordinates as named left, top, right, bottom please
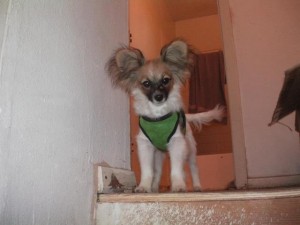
left=97, top=166, right=136, bottom=195
left=98, top=187, right=300, bottom=203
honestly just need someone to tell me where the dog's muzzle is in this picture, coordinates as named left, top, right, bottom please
left=152, top=90, right=166, bottom=104
left=154, top=93, right=164, bottom=102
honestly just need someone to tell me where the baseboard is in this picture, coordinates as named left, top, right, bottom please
left=248, top=174, right=300, bottom=188
left=97, top=166, right=136, bottom=194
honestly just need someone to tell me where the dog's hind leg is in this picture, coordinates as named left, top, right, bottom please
left=188, top=154, right=201, bottom=191
left=151, top=150, right=165, bottom=192
left=186, top=125, right=201, bottom=191
left=188, top=152, right=201, bottom=191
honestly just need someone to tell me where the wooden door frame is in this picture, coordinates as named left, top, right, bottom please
left=218, top=0, right=248, bottom=189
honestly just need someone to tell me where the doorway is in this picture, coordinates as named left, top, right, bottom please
left=129, top=0, right=235, bottom=191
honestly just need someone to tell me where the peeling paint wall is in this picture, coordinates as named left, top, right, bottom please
left=0, top=0, right=129, bottom=224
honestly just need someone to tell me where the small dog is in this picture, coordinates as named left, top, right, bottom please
left=106, top=40, right=224, bottom=192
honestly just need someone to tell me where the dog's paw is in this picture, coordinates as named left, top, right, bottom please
left=135, top=186, right=151, bottom=193
left=193, top=186, right=202, bottom=192
left=171, top=185, right=186, bottom=193
left=151, top=186, right=159, bottom=193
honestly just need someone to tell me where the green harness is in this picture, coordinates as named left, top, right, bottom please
left=139, top=111, right=186, bottom=152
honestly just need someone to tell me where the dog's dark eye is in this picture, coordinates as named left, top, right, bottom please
left=162, top=77, right=171, bottom=85
left=142, top=80, right=151, bottom=88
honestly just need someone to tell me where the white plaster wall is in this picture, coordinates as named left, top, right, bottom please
left=0, top=0, right=9, bottom=51
left=0, top=0, right=129, bottom=224
left=228, top=0, right=300, bottom=178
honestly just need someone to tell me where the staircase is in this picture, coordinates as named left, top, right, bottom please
left=96, top=187, right=300, bottom=225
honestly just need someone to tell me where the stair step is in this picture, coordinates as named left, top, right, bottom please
left=97, top=187, right=300, bottom=225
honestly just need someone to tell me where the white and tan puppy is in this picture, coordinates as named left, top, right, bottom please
left=106, top=40, right=224, bottom=193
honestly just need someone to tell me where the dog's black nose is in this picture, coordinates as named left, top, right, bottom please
left=154, top=94, right=164, bottom=102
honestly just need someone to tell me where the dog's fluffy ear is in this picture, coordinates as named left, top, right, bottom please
left=106, top=46, right=145, bottom=93
left=160, top=40, right=192, bottom=83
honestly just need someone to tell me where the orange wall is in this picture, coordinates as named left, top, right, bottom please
left=175, top=15, right=224, bottom=114
left=176, top=15, right=232, bottom=155
left=175, top=14, right=223, bottom=112
left=175, top=15, right=223, bottom=52
left=176, top=14, right=234, bottom=190
left=129, top=0, right=175, bottom=59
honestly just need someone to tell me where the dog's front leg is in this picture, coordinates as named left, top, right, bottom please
left=168, top=136, right=188, bottom=192
left=135, top=134, right=155, bottom=193
left=151, top=150, right=165, bottom=192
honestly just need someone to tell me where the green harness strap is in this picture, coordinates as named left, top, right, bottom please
left=139, top=111, right=186, bottom=152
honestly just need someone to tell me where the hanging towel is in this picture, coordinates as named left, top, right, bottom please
left=189, top=51, right=227, bottom=119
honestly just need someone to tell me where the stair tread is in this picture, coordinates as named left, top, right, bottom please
left=98, top=187, right=300, bottom=203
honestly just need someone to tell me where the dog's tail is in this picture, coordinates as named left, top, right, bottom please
left=185, top=105, right=225, bottom=130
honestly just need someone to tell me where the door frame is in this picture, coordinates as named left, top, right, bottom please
left=218, top=0, right=248, bottom=189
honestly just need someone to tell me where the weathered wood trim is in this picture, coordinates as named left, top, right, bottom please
left=98, top=187, right=300, bottom=203
left=97, top=166, right=136, bottom=194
